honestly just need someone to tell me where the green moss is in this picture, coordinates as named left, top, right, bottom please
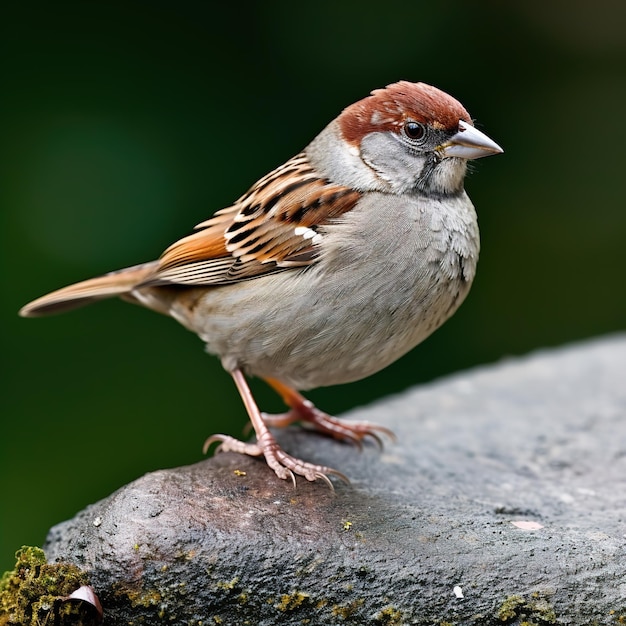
left=498, top=595, right=526, bottom=621
left=374, top=605, right=403, bottom=625
left=123, top=586, right=163, bottom=609
left=497, top=593, right=556, bottom=624
left=112, top=577, right=195, bottom=623
left=0, top=546, right=95, bottom=626
left=276, top=591, right=310, bottom=612
left=529, top=598, right=556, bottom=623
left=216, top=577, right=240, bottom=591
left=331, top=598, right=364, bottom=619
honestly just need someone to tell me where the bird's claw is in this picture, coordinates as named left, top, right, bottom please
left=261, top=409, right=395, bottom=450
left=203, top=432, right=348, bottom=489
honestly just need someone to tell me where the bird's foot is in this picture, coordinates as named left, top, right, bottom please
left=262, top=377, right=395, bottom=449
left=203, top=432, right=349, bottom=489
left=262, top=403, right=395, bottom=450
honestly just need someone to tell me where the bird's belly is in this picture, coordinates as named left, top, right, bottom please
left=171, top=260, right=472, bottom=390
left=164, top=192, right=479, bottom=390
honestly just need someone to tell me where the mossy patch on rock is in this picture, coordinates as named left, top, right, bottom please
left=497, top=592, right=556, bottom=624
left=0, top=546, right=100, bottom=626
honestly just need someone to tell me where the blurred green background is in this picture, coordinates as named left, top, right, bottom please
left=1, top=1, right=625, bottom=572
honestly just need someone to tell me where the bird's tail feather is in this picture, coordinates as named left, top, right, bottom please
left=19, top=261, right=159, bottom=317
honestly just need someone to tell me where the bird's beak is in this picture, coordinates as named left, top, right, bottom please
left=441, top=120, right=503, bottom=160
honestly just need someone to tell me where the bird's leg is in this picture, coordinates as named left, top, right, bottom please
left=203, top=368, right=348, bottom=487
left=261, top=377, right=395, bottom=450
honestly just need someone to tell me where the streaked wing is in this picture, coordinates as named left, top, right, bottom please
left=146, top=153, right=361, bottom=286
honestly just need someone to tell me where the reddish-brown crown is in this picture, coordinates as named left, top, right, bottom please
left=338, top=81, right=472, bottom=146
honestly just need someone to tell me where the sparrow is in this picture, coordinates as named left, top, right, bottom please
left=20, top=81, right=503, bottom=487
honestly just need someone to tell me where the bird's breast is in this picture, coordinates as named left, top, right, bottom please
left=172, top=192, right=479, bottom=390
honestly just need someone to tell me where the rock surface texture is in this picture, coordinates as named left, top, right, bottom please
left=44, top=335, right=626, bottom=625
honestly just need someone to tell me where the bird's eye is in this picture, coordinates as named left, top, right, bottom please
left=403, top=121, right=425, bottom=140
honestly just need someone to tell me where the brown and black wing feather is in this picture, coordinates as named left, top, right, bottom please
left=19, top=153, right=361, bottom=317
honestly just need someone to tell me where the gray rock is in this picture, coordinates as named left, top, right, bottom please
left=44, top=335, right=626, bottom=625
